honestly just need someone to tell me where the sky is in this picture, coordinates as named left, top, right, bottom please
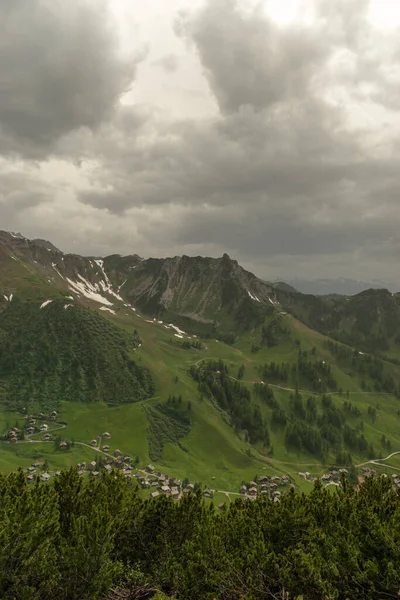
left=1, top=0, right=400, bottom=287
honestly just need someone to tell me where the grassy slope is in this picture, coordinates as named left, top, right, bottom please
left=1, top=305, right=400, bottom=491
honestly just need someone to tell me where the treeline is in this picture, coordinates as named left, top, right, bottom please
left=2, top=469, right=400, bottom=599
left=0, top=300, right=155, bottom=409
left=326, top=339, right=400, bottom=396
left=189, top=360, right=270, bottom=445
left=259, top=353, right=338, bottom=393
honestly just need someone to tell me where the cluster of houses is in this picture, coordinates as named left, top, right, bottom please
left=239, top=474, right=292, bottom=501
left=137, top=464, right=204, bottom=501
left=24, top=463, right=62, bottom=483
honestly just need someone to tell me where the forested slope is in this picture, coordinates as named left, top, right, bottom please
left=0, top=300, right=155, bottom=409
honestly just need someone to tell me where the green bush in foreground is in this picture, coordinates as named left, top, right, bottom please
left=0, top=469, right=399, bottom=599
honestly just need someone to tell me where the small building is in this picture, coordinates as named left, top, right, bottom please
left=161, top=485, right=171, bottom=495
left=248, top=487, right=258, bottom=496
left=29, top=419, right=36, bottom=425
left=9, top=436, right=17, bottom=444
left=186, top=483, right=195, bottom=491
left=259, top=475, right=269, bottom=483
left=203, top=489, right=214, bottom=498
left=171, top=487, right=180, bottom=499
left=43, top=434, right=52, bottom=441
left=89, top=461, right=97, bottom=470
left=54, top=471, right=61, bottom=477
left=102, top=432, right=111, bottom=439
left=91, top=471, right=100, bottom=478
left=240, top=485, right=247, bottom=494
left=146, top=464, right=155, bottom=473
left=41, top=473, right=51, bottom=482
left=123, top=456, right=131, bottom=463
left=26, top=427, right=35, bottom=434
left=90, top=439, right=97, bottom=447
left=51, top=411, right=57, bottom=417
left=27, top=475, right=35, bottom=483
left=114, top=449, right=122, bottom=457
left=102, top=445, right=110, bottom=452
left=81, top=462, right=86, bottom=470
left=28, top=466, right=36, bottom=473
left=150, top=491, right=160, bottom=499
left=59, top=442, right=68, bottom=449
left=249, top=481, right=257, bottom=488
left=218, top=503, right=226, bottom=510
left=104, top=464, right=112, bottom=473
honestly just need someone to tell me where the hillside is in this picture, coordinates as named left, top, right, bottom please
left=0, top=299, right=154, bottom=410
left=1, top=231, right=400, bottom=489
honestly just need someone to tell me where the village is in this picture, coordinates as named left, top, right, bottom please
left=3, top=415, right=400, bottom=499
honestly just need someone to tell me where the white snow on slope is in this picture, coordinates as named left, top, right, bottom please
left=247, top=290, right=261, bottom=302
left=40, top=300, right=53, bottom=309
left=9, top=293, right=13, bottom=302
left=64, top=304, right=72, bottom=310
left=268, top=297, right=275, bottom=306
left=174, top=334, right=183, bottom=339
left=118, top=279, right=127, bottom=292
left=66, top=296, right=74, bottom=300
left=169, top=324, right=187, bottom=336
left=52, top=263, right=65, bottom=280
left=100, top=306, right=116, bottom=315
left=66, top=277, right=113, bottom=306
left=94, top=259, right=124, bottom=302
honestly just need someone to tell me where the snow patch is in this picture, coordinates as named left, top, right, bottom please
left=145, top=320, right=154, bottom=324
left=174, top=334, right=183, bottom=339
left=66, top=277, right=114, bottom=306
left=117, top=279, right=127, bottom=292
left=100, top=306, right=116, bottom=315
left=64, top=304, right=72, bottom=310
left=248, top=290, right=260, bottom=302
left=11, top=256, right=17, bottom=261
left=94, top=259, right=124, bottom=302
left=66, top=296, right=74, bottom=300
left=40, top=300, right=53, bottom=309
left=52, top=263, right=64, bottom=279
left=169, top=324, right=187, bottom=336
left=268, top=297, right=275, bottom=306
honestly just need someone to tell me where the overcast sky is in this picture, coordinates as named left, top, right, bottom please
left=1, top=0, right=400, bottom=286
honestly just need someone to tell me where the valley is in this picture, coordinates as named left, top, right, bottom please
left=1, top=231, right=400, bottom=493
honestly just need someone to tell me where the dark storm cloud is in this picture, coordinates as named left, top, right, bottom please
left=0, top=0, right=141, bottom=158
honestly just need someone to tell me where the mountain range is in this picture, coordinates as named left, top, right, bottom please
left=1, top=229, right=400, bottom=488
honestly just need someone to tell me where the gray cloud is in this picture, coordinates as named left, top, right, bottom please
left=1, top=0, right=400, bottom=286
left=153, top=54, right=179, bottom=72
left=0, top=0, right=141, bottom=158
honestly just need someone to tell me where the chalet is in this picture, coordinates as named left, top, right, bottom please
left=59, top=442, right=68, bottom=449
left=102, top=445, right=110, bottom=452
left=240, top=485, right=247, bottom=494
left=218, top=503, right=226, bottom=510
left=27, top=475, right=35, bottom=483
left=161, top=485, right=171, bottom=495
left=90, top=439, right=97, bottom=447
left=11, top=427, right=19, bottom=432
left=9, top=436, right=16, bottom=443
left=26, top=427, right=34, bottom=434
left=146, top=464, right=155, bottom=473
left=29, top=419, right=36, bottom=425
left=203, top=489, right=214, bottom=498
left=32, top=462, right=40, bottom=468
left=282, top=475, right=290, bottom=483
left=43, top=434, right=52, bottom=441
left=274, top=496, right=280, bottom=503
left=37, top=413, right=44, bottom=419
left=123, top=470, right=132, bottom=478
left=249, top=481, right=257, bottom=488
left=186, top=483, right=195, bottom=491
left=40, top=473, right=51, bottom=482
left=150, top=491, right=160, bottom=499
left=114, top=449, right=122, bottom=457
left=150, top=480, right=158, bottom=488
left=89, top=461, right=97, bottom=470
left=81, top=462, right=86, bottom=470
left=91, top=471, right=100, bottom=478
left=170, top=487, right=180, bottom=499
left=123, top=456, right=131, bottom=463
left=102, top=432, right=111, bottom=439
left=28, top=466, right=36, bottom=473
left=51, top=411, right=57, bottom=417
left=102, top=463, right=112, bottom=473
left=260, top=489, right=269, bottom=496
left=248, top=487, right=258, bottom=496
left=259, top=475, right=269, bottom=483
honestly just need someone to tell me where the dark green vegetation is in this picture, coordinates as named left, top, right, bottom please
left=145, top=397, right=192, bottom=461
left=0, top=300, right=154, bottom=410
left=2, top=469, right=400, bottom=600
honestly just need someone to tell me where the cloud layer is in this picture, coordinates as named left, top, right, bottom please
left=1, top=0, right=400, bottom=286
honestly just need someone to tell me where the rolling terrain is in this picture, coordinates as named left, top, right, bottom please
left=1, top=230, right=400, bottom=491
